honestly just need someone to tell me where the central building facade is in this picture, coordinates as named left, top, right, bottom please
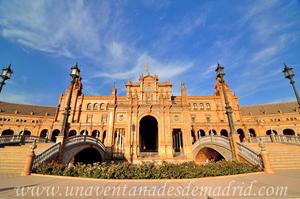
left=55, top=69, right=242, bottom=162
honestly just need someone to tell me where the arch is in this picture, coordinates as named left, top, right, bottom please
left=193, top=103, right=197, bottom=110
left=195, top=147, right=225, bottom=163
left=283, top=129, right=295, bottom=135
left=249, top=128, right=256, bottom=137
left=172, top=129, right=183, bottom=153
left=93, top=103, right=99, bottom=110
left=100, top=103, right=105, bottom=110
left=208, top=129, right=217, bottom=135
left=139, top=115, right=158, bottom=152
left=51, top=129, right=60, bottom=142
left=22, top=130, right=31, bottom=136
left=92, top=130, right=100, bottom=138
left=197, top=129, right=206, bottom=138
left=199, top=103, right=204, bottom=110
left=237, top=129, right=245, bottom=142
left=220, top=129, right=228, bottom=137
left=63, top=144, right=105, bottom=165
left=68, top=130, right=77, bottom=137
left=206, top=103, right=211, bottom=110
left=73, top=148, right=103, bottom=165
left=1, top=129, right=14, bottom=135
left=40, top=129, right=48, bottom=138
left=266, top=129, right=278, bottom=135
left=80, top=130, right=89, bottom=135
left=87, top=103, right=92, bottom=110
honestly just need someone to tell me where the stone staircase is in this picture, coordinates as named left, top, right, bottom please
left=0, top=143, right=54, bottom=173
left=245, top=143, right=300, bottom=170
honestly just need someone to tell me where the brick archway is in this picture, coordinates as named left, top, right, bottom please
left=139, top=115, right=158, bottom=152
left=195, top=147, right=225, bottom=163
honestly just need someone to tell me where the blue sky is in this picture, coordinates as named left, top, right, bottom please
left=0, top=0, right=299, bottom=106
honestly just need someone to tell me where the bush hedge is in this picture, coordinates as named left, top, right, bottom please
left=34, top=161, right=260, bottom=179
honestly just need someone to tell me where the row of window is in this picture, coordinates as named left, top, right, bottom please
left=86, top=103, right=107, bottom=111
left=270, top=117, right=298, bottom=122
left=190, top=103, right=211, bottom=110
left=0, top=118, right=39, bottom=123
left=286, top=117, right=297, bottom=121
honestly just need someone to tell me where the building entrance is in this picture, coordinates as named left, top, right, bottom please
left=139, top=115, right=158, bottom=152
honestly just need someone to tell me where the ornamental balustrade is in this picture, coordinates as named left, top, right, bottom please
left=64, top=135, right=105, bottom=151
left=237, top=142, right=263, bottom=168
left=192, top=135, right=231, bottom=151
left=275, top=135, right=300, bottom=144
left=0, top=135, right=47, bottom=146
left=249, top=135, right=300, bottom=145
left=32, top=142, right=61, bottom=169
left=249, top=136, right=272, bottom=143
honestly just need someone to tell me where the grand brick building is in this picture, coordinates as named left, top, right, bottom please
left=0, top=69, right=299, bottom=162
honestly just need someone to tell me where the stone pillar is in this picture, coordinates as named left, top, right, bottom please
left=230, top=134, right=240, bottom=160
left=259, top=140, right=273, bottom=173
left=106, top=110, right=115, bottom=146
left=270, top=133, right=276, bottom=143
left=55, top=134, right=64, bottom=144
left=22, top=140, right=37, bottom=176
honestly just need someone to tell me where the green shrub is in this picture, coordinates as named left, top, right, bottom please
left=34, top=160, right=260, bottom=179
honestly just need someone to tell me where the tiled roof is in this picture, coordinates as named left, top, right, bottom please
left=0, top=101, right=57, bottom=116
left=240, top=101, right=298, bottom=116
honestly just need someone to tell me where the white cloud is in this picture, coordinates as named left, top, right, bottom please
left=0, top=0, right=108, bottom=58
left=95, top=53, right=193, bottom=81
left=251, top=46, right=280, bottom=64
left=108, top=41, right=124, bottom=58
left=0, top=92, right=41, bottom=105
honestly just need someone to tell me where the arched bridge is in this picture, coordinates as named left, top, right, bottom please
left=33, top=135, right=106, bottom=168
left=192, top=135, right=233, bottom=161
left=192, top=135, right=263, bottom=168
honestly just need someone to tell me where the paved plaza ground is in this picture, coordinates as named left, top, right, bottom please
left=0, top=170, right=300, bottom=199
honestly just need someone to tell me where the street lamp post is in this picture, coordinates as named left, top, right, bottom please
left=283, top=64, right=300, bottom=108
left=216, top=63, right=239, bottom=160
left=130, top=124, right=135, bottom=163
left=60, top=63, right=80, bottom=137
left=58, top=63, right=80, bottom=161
left=0, top=64, right=13, bottom=93
left=215, top=64, right=236, bottom=135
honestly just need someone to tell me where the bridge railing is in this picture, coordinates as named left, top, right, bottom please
left=0, top=135, right=48, bottom=146
left=192, top=135, right=231, bottom=151
left=32, top=142, right=61, bottom=169
left=275, top=135, right=300, bottom=144
left=24, top=136, right=48, bottom=143
left=0, top=135, right=22, bottom=145
left=249, top=136, right=272, bottom=143
left=237, top=143, right=263, bottom=168
left=249, top=135, right=300, bottom=145
left=64, top=135, right=105, bottom=151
